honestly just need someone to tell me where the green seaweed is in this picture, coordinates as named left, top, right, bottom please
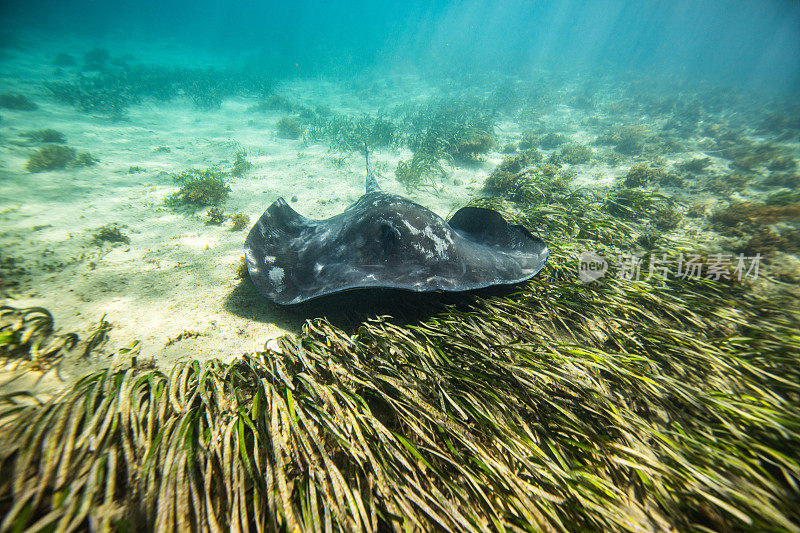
left=766, top=189, right=800, bottom=206
left=47, top=63, right=274, bottom=117
left=736, top=227, right=800, bottom=256
left=559, top=143, right=593, bottom=164
left=73, top=151, right=97, bottom=167
left=166, top=168, right=231, bottom=208
left=205, top=207, right=228, bottom=225
left=92, top=223, right=130, bottom=245
left=712, top=201, right=800, bottom=234
left=229, top=213, right=250, bottom=231
left=499, top=142, right=517, bottom=154
left=306, top=113, right=398, bottom=152
left=21, top=129, right=66, bottom=144
left=248, top=93, right=298, bottom=113
left=496, top=149, right=542, bottom=174
left=276, top=117, right=303, bottom=139
left=404, top=97, right=496, bottom=160
left=595, top=126, right=647, bottom=155
left=622, top=164, right=675, bottom=188
left=395, top=153, right=447, bottom=191
left=706, top=174, right=749, bottom=196
left=0, top=93, right=38, bottom=111
left=449, top=133, right=494, bottom=161
left=518, top=130, right=538, bottom=150
left=539, top=132, right=567, bottom=150
left=651, top=205, right=683, bottom=230
left=604, top=187, right=672, bottom=221
left=25, top=145, right=76, bottom=172
left=483, top=170, right=536, bottom=203
left=676, top=157, right=712, bottom=174
left=484, top=161, right=575, bottom=207
left=763, top=173, right=800, bottom=189
left=767, top=155, right=797, bottom=172
left=52, top=53, right=76, bottom=67
left=83, top=47, right=110, bottom=71
left=230, top=150, right=252, bottom=178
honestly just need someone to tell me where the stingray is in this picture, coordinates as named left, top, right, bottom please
left=244, top=152, right=549, bottom=305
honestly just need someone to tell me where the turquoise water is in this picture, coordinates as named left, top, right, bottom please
left=3, top=0, right=799, bottom=90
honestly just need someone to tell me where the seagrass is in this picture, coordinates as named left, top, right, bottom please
left=1, top=248, right=798, bottom=531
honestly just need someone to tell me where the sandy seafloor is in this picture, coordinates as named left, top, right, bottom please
left=2, top=35, right=798, bottom=396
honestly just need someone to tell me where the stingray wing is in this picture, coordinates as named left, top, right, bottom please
left=244, top=197, right=549, bottom=305
left=244, top=198, right=319, bottom=303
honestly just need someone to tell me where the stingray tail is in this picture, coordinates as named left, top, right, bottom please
left=364, top=143, right=381, bottom=193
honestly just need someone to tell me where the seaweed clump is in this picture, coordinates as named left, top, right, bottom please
left=236, top=257, right=249, bottom=279
left=248, top=93, right=297, bottom=113
left=651, top=205, right=683, bottom=231
left=73, top=151, right=97, bottom=167
left=711, top=201, right=800, bottom=234
left=47, top=64, right=274, bottom=117
left=404, top=97, right=496, bottom=161
left=305, top=113, right=398, bottom=152
left=594, top=126, right=646, bottom=155
left=736, top=227, right=800, bottom=256
left=52, top=53, right=77, bottom=67
left=623, top=164, right=671, bottom=188
left=484, top=160, right=573, bottom=206
left=83, top=47, right=110, bottom=71
left=728, top=143, right=783, bottom=171
left=25, top=145, right=76, bottom=172
left=231, top=150, right=252, bottom=178
left=230, top=213, right=250, bottom=231
left=604, top=188, right=672, bottom=222
left=496, top=149, right=542, bottom=174
left=676, top=157, right=712, bottom=174
left=765, top=189, right=800, bottom=206
left=517, top=130, right=538, bottom=150
left=559, top=143, right=592, bottom=164
left=276, top=117, right=303, bottom=140
left=539, top=132, right=567, bottom=150
left=395, top=153, right=447, bottom=191
left=763, top=172, right=800, bottom=189
left=449, top=133, right=494, bottom=162
left=706, top=174, right=749, bottom=196
left=92, top=223, right=130, bottom=245
left=25, top=145, right=96, bottom=172
left=710, top=200, right=800, bottom=257
left=767, top=155, right=797, bottom=172
left=21, top=129, right=66, bottom=144
left=0, top=93, right=38, bottom=111
left=205, top=207, right=228, bottom=225
left=483, top=170, right=535, bottom=203
left=166, top=168, right=231, bottom=208
left=499, top=142, right=517, bottom=154
left=0, top=306, right=115, bottom=371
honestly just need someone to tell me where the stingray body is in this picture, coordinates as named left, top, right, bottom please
left=244, top=153, right=549, bottom=305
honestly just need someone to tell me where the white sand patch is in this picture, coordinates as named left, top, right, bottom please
left=177, top=233, right=221, bottom=249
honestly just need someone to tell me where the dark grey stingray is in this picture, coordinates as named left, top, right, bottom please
left=244, top=152, right=549, bottom=305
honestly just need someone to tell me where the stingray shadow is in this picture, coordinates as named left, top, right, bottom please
left=224, top=277, right=521, bottom=335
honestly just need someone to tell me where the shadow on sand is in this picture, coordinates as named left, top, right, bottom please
left=223, top=277, right=522, bottom=336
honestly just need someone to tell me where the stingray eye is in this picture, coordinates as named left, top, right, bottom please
left=379, top=222, right=400, bottom=249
